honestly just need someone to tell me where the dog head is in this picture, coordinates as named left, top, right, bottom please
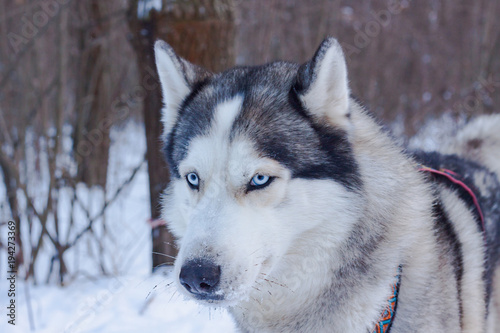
left=155, top=38, right=363, bottom=305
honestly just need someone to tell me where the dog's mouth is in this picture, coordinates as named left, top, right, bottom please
left=185, top=289, right=225, bottom=302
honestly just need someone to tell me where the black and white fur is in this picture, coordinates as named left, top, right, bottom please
left=154, top=37, right=500, bottom=332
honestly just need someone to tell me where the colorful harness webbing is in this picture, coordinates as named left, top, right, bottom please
left=371, top=266, right=402, bottom=333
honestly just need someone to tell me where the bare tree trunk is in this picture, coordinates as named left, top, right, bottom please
left=127, top=0, right=235, bottom=270
left=73, top=1, right=112, bottom=188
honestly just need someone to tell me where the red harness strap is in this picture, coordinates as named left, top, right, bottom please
left=419, top=165, right=486, bottom=240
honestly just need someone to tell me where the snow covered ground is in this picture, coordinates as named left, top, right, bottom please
left=0, top=121, right=237, bottom=332
left=0, top=269, right=236, bottom=333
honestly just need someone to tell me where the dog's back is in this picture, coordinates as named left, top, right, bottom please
left=443, top=115, right=500, bottom=176
left=413, top=114, right=500, bottom=332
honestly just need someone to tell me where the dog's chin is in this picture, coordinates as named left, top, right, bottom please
left=195, top=296, right=240, bottom=307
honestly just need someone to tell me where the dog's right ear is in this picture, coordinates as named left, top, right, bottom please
left=154, top=40, right=212, bottom=138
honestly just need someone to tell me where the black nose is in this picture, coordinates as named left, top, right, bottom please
left=179, top=259, right=222, bottom=300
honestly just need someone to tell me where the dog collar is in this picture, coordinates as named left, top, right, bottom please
left=372, top=266, right=402, bottom=333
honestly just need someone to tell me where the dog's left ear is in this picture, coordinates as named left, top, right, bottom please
left=154, top=40, right=212, bottom=139
left=295, top=37, right=350, bottom=129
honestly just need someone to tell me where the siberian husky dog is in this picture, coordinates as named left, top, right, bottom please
left=154, top=37, right=500, bottom=332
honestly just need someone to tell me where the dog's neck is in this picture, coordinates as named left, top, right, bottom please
left=229, top=228, right=403, bottom=332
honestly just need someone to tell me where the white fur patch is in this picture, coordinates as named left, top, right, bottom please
left=211, top=96, right=243, bottom=138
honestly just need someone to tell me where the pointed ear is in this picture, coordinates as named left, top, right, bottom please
left=154, top=40, right=211, bottom=138
left=295, top=38, right=350, bottom=129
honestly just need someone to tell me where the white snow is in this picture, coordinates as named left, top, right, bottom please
left=408, top=113, right=466, bottom=151
left=0, top=269, right=236, bottom=333
left=0, top=121, right=237, bottom=333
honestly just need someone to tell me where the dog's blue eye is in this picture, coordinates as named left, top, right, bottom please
left=186, top=172, right=199, bottom=189
left=250, top=174, right=271, bottom=187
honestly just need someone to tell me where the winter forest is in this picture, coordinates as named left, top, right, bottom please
left=1, top=0, right=499, bottom=332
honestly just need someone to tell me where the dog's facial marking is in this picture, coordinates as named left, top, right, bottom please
left=163, top=60, right=362, bottom=191
left=176, top=95, right=244, bottom=191
left=212, top=95, right=243, bottom=137
left=230, top=86, right=362, bottom=191
left=165, top=82, right=217, bottom=178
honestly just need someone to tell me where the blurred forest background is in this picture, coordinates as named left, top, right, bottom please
left=0, top=0, right=499, bottom=286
